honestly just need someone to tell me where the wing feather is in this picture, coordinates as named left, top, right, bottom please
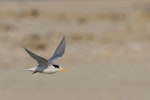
left=24, top=47, right=48, bottom=66
left=48, top=36, right=65, bottom=64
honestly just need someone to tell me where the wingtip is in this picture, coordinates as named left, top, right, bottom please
left=62, top=35, right=66, bottom=42
left=23, top=47, right=30, bottom=52
left=23, top=46, right=27, bottom=50
left=24, top=47, right=31, bottom=54
left=62, top=35, right=65, bottom=40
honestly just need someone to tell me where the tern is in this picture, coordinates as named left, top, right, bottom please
left=24, top=36, right=66, bottom=74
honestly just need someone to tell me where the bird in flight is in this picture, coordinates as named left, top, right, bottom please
left=24, top=36, right=66, bottom=74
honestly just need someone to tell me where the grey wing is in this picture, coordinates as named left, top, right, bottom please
left=48, top=36, right=65, bottom=64
left=24, top=47, right=48, bottom=66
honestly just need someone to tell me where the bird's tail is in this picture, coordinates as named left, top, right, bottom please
left=24, top=67, right=35, bottom=72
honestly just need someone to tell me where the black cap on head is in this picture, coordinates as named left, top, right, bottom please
left=53, top=64, right=60, bottom=69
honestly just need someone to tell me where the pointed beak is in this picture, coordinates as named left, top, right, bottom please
left=60, top=67, right=66, bottom=72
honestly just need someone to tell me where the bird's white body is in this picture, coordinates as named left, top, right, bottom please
left=25, top=65, right=60, bottom=74
left=24, top=36, right=66, bottom=74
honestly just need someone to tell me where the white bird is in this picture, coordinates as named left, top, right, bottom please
left=24, top=36, right=66, bottom=74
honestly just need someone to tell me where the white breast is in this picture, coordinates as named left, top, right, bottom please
left=42, top=65, right=58, bottom=74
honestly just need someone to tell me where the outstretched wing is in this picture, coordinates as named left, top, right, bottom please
left=48, top=36, right=65, bottom=64
left=24, top=47, right=48, bottom=66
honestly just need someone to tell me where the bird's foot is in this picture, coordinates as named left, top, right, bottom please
left=32, top=71, right=38, bottom=74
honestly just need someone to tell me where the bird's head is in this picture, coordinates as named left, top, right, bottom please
left=53, top=64, right=66, bottom=72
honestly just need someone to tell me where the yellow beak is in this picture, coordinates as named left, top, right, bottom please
left=60, top=67, right=66, bottom=72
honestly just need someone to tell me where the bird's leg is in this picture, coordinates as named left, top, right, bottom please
left=32, top=71, right=38, bottom=74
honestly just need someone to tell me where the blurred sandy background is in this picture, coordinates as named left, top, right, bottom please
left=0, top=1, right=150, bottom=100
